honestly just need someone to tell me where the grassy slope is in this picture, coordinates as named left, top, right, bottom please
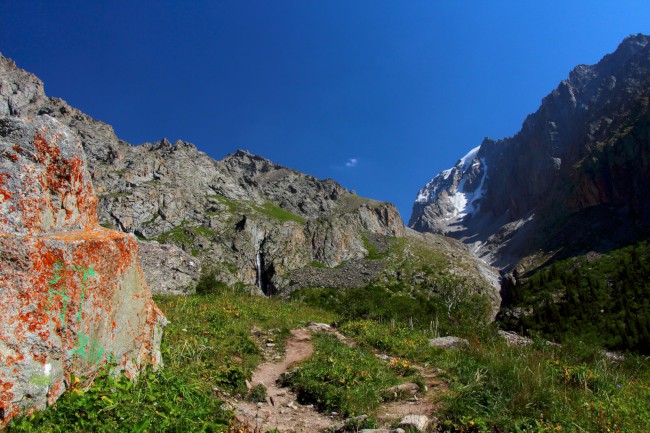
left=6, top=290, right=334, bottom=433
left=8, top=286, right=650, bottom=432
left=291, top=235, right=492, bottom=333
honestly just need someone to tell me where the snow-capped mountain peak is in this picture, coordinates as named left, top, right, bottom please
left=414, top=145, right=487, bottom=222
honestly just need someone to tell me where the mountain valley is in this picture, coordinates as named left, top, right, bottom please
left=1, top=33, right=650, bottom=433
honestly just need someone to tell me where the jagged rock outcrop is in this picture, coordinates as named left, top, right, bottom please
left=411, top=34, right=650, bottom=273
left=0, top=115, right=166, bottom=427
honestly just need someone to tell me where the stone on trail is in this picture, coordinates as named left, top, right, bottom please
left=385, top=382, right=420, bottom=397
left=0, top=116, right=167, bottom=427
left=399, top=414, right=429, bottom=432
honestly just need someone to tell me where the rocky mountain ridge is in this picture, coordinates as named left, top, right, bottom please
left=0, top=52, right=498, bottom=306
left=410, top=33, right=650, bottom=274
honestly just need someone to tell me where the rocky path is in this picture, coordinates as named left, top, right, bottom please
left=233, top=325, right=440, bottom=433
left=234, top=327, right=336, bottom=433
left=375, top=362, right=445, bottom=426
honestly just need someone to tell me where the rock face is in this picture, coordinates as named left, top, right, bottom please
left=92, top=145, right=406, bottom=294
left=410, top=34, right=650, bottom=272
left=0, top=115, right=166, bottom=427
left=0, top=52, right=406, bottom=295
left=137, top=241, right=200, bottom=295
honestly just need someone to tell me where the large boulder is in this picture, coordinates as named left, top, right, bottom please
left=0, top=116, right=167, bottom=427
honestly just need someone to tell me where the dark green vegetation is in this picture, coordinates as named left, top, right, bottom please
left=291, top=282, right=488, bottom=335
left=254, top=201, right=306, bottom=224
left=502, top=240, right=650, bottom=354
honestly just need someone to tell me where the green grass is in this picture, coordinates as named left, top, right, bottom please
left=253, top=202, right=306, bottom=224
left=7, top=273, right=650, bottom=433
left=206, top=194, right=238, bottom=214
left=156, top=223, right=216, bottom=244
left=291, top=282, right=491, bottom=335
left=284, top=333, right=400, bottom=417
left=340, top=319, right=650, bottom=433
left=206, top=194, right=306, bottom=224
left=7, top=288, right=335, bottom=432
left=361, top=233, right=386, bottom=260
left=6, top=366, right=233, bottom=433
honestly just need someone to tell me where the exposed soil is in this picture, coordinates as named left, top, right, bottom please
left=234, top=328, right=336, bottom=433
left=375, top=363, right=446, bottom=425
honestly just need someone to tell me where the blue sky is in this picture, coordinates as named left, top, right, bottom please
left=1, top=1, right=649, bottom=221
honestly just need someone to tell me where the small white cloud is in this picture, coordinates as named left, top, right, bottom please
left=345, top=158, right=358, bottom=168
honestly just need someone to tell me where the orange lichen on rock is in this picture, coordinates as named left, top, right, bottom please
left=0, top=117, right=98, bottom=236
left=0, top=116, right=166, bottom=427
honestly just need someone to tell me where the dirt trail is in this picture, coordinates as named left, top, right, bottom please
left=234, top=328, right=336, bottom=433
left=234, top=326, right=443, bottom=432
left=375, top=363, right=446, bottom=424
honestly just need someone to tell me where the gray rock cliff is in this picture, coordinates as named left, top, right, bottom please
left=410, top=34, right=650, bottom=274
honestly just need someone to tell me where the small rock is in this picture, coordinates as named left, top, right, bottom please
left=497, top=330, right=533, bottom=346
left=277, top=371, right=293, bottom=386
left=307, top=322, right=333, bottom=332
left=399, top=414, right=429, bottom=432
left=385, top=382, right=420, bottom=397
left=360, top=430, right=390, bottom=433
left=392, top=429, right=406, bottom=433
left=428, top=336, right=469, bottom=349
left=603, top=350, right=625, bottom=362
